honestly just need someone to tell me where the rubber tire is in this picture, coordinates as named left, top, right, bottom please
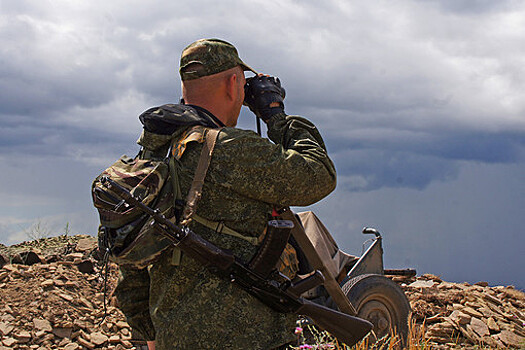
left=342, top=274, right=410, bottom=344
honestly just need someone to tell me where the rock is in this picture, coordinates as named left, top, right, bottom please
left=0, top=253, right=7, bottom=268
left=41, top=279, right=54, bottom=288
left=483, top=293, right=503, bottom=305
left=498, top=330, right=524, bottom=348
left=75, top=238, right=96, bottom=252
left=64, top=343, right=80, bottom=350
left=52, top=327, right=73, bottom=338
left=89, top=331, right=108, bottom=346
left=14, top=330, right=32, bottom=342
left=474, top=281, right=489, bottom=287
left=487, top=317, right=500, bottom=332
left=470, top=317, right=489, bottom=337
left=12, top=251, right=42, bottom=265
left=462, top=306, right=484, bottom=318
left=33, top=318, right=53, bottom=332
left=0, top=322, right=14, bottom=336
left=116, top=321, right=129, bottom=329
left=109, top=334, right=120, bottom=343
left=409, top=280, right=435, bottom=288
left=77, top=336, right=95, bottom=349
left=1, top=338, right=16, bottom=347
left=58, top=293, right=74, bottom=302
left=76, top=260, right=95, bottom=274
left=65, top=252, right=84, bottom=261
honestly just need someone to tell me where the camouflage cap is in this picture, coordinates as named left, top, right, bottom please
left=179, top=38, right=257, bottom=81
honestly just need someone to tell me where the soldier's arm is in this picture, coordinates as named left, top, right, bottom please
left=211, top=112, right=336, bottom=206
left=113, top=265, right=156, bottom=342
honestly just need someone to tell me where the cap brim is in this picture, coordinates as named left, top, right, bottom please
left=241, top=62, right=257, bottom=75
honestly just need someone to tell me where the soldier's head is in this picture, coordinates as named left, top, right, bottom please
left=179, top=39, right=256, bottom=127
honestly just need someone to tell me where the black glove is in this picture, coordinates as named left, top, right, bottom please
left=244, top=75, right=286, bottom=122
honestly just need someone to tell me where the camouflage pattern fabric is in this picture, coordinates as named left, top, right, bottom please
left=179, top=38, right=256, bottom=81
left=114, top=111, right=336, bottom=349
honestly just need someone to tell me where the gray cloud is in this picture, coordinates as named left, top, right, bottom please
left=1, top=0, right=524, bottom=287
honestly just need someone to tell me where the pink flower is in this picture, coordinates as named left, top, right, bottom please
left=295, top=327, right=303, bottom=334
left=299, top=345, right=313, bottom=349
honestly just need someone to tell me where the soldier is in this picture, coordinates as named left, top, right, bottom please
left=114, top=38, right=337, bottom=350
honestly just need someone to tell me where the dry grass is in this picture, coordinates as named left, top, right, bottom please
left=291, top=317, right=499, bottom=350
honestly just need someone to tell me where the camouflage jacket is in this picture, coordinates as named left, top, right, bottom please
left=114, top=105, right=336, bottom=350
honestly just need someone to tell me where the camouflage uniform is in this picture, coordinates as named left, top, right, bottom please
left=114, top=106, right=336, bottom=350
left=113, top=38, right=336, bottom=350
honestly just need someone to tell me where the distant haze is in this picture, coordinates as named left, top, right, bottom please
left=1, top=0, right=523, bottom=289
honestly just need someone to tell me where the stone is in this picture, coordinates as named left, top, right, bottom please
left=474, top=281, right=489, bottom=287
left=78, top=297, right=94, bottom=309
left=58, top=293, right=74, bottom=302
left=409, top=280, right=435, bottom=288
left=41, top=279, right=54, bottom=288
left=77, top=337, right=95, bottom=349
left=52, top=327, right=73, bottom=338
left=33, top=318, right=52, bottom=332
left=498, top=330, right=524, bottom=348
left=116, top=321, right=128, bottom=329
left=90, top=332, right=108, bottom=346
left=0, top=322, right=14, bottom=336
left=487, top=317, right=500, bottom=332
left=109, top=335, right=120, bottom=343
left=462, top=306, right=484, bottom=318
left=75, top=238, right=96, bottom=252
left=65, top=253, right=84, bottom=261
left=15, top=330, right=32, bottom=342
left=2, top=338, right=16, bottom=347
left=470, top=317, right=489, bottom=337
left=12, top=251, right=42, bottom=265
left=76, top=260, right=95, bottom=274
left=480, top=335, right=498, bottom=348
left=483, top=293, right=503, bottom=305
left=0, top=253, right=7, bottom=268
left=64, top=343, right=79, bottom=350
left=448, top=310, right=471, bottom=325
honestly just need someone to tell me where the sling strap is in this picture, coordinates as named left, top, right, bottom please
left=181, top=128, right=221, bottom=225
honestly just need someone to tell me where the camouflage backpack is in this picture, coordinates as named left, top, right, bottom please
left=91, top=125, right=210, bottom=268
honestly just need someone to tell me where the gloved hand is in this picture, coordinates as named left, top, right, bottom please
left=244, top=75, right=286, bottom=122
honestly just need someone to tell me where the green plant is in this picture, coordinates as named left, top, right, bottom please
left=63, top=222, right=71, bottom=237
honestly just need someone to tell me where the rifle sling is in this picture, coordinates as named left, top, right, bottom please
left=180, top=127, right=292, bottom=279
left=181, top=128, right=221, bottom=224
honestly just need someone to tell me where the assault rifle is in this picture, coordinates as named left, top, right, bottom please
left=101, top=177, right=373, bottom=347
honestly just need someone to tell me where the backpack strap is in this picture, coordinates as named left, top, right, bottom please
left=181, top=128, right=221, bottom=225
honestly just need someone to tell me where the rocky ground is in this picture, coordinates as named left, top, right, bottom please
left=0, top=235, right=524, bottom=349
left=394, top=274, right=524, bottom=349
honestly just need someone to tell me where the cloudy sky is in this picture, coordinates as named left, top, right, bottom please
left=1, top=0, right=524, bottom=288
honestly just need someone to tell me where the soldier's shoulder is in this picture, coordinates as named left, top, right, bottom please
left=217, top=127, right=261, bottom=142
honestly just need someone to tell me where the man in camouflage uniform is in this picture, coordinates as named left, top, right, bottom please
left=114, top=38, right=337, bottom=350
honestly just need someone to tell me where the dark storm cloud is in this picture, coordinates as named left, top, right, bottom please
left=0, top=0, right=524, bottom=288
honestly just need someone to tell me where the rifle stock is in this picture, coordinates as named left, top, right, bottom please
left=101, top=177, right=372, bottom=347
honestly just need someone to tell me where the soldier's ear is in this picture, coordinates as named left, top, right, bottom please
left=225, top=72, right=238, bottom=101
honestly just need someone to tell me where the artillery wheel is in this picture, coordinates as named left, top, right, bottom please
left=341, top=274, right=410, bottom=344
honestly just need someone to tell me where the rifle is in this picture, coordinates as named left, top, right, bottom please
left=100, top=177, right=373, bottom=347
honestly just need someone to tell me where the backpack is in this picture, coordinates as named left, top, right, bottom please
left=91, top=125, right=210, bottom=268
